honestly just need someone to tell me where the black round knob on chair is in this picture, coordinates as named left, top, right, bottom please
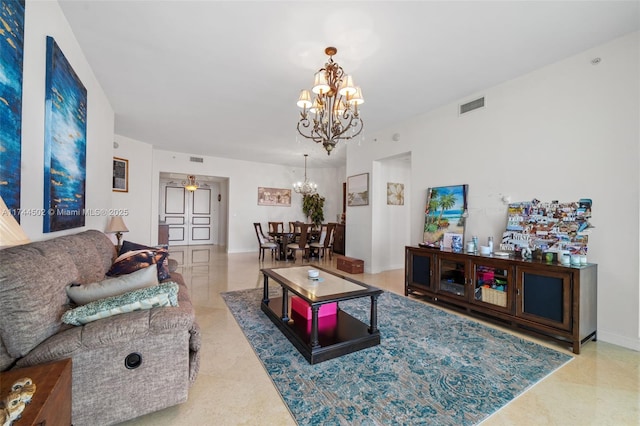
left=124, top=352, right=142, bottom=369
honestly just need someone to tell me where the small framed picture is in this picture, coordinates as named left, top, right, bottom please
left=387, top=182, right=405, bottom=205
left=113, top=157, right=128, bottom=192
left=347, top=173, right=369, bottom=206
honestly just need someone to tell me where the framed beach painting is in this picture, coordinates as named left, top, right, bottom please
left=113, top=157, right=128, bottom=192
left=0, top=0, right=25, bottom=221
left=347, top=173, right=369, bottom=206
left=423, top=184, right=468, bottom=247
left=43, top=36, right=87, bottom=233
left=258, top=187, right=291, bottom=206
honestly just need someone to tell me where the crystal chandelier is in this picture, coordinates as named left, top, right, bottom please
left=296, top=46, right=364, bottom=155
left=293, top=154, right=317, bottom=195
left=182, top=175, right=199, bottom=192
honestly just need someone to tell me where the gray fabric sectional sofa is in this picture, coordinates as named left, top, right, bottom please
left=0, top=230, right=200, bottom=425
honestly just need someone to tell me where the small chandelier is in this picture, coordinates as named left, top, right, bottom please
left=296, top=46, right=364, bottom=155
left=293, top=154, right=317, bottom=195
left=182, top=175, right=199, bottom=192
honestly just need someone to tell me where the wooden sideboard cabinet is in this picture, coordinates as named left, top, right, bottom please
left=0, top=358, right=72, bottom=425
left=333, top=224, right=345, bottom=255
left=405, top=246, right=597, bottom=354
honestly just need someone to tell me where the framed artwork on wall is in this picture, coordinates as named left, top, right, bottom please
left=501, top=198, right=593, bottom=255
left=43, top=36, right=87, bottom=233
left=113, top=157, right=128, bottom=192
left=258, top=187, right=291, bottom=206
left=0, top=0, right=25, bottom=222
left=347, top=173, right=369, bottom=206
left=387, top=182, right=404, bottom=205
left=423, top=184, right=468, bottom=247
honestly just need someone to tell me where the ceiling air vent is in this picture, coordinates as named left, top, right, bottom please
left=189, top=156, right=203, bottom=163
left=459, top=97, right=485, bottom=115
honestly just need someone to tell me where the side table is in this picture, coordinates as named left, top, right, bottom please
left=0, top=358, right=72, bottom=425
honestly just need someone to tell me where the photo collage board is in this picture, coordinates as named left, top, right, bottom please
left=500, top=198, right=593, bottom=255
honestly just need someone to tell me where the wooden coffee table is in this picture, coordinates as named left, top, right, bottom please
left=261, top=265, right=383, bottom=364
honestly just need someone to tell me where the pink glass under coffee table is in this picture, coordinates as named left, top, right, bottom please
left=261, top=265, right=383, bottom=364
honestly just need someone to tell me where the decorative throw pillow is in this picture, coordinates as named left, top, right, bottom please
left=66, top=266, right=159, bottom=305
left=61, top=282, right=179, bottom=326
left=106, top=249, right=158, bottom=277
left=118, top=241, right=170, bottom=281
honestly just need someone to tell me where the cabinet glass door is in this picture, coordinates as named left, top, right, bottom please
left=437, top=257, right=467, bottom=298
left=472, top=262, right=511, bottom=312
left=405, top=248, right=433, bottom=295
left=411, top=253, right=432, bottom=287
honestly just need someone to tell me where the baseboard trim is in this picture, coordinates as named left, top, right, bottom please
left=598, top=330, right=640, bottom=352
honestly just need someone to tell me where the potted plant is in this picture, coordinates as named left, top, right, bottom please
left=302, top=193, right=325, bottom=228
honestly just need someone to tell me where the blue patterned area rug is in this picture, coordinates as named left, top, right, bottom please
left=221, top=288, right=572, bottom=425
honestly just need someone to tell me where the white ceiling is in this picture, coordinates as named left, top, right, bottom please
left=58, top=1, right=639, bottom=169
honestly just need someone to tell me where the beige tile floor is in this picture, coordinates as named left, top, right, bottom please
left=122, top=245, right=639, bottom=426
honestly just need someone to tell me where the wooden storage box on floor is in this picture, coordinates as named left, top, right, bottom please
left=337, top=256, right=364, bottom=274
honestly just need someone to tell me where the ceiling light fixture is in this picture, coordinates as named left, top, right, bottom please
left=182, top=175, right=199, bottom=192
left=293, top=154, right=317, bottom=195
left=296, top=46, right=364, bottom=155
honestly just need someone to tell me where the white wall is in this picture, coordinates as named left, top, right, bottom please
left=146, top=149, right=343, bottom=253
left=347, top=32, right=640, bottom=351
left=103, top=138, right=344, bottom=251
left=19, top=1, right=114, bottom=241
left=371, top=154, right=411, bottom=273
left=111, top=135, right=153, bottom=244
left=330, top=164, right=347, bottom=224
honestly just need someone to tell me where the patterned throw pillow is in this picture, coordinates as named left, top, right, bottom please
left=118, top=241, right=170, bottom=281
left=66, top=266, right=159, bottom=305
left=106, top=249, right=158, bottom=277
left=61, top=282, right=179, bottom=326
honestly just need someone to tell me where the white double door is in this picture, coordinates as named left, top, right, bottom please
left=162, top=184, right=218, bottom=245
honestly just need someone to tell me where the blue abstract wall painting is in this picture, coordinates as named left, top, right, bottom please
left=0, top=0, right=25, bottom=221
left=43, top=36, right=87, bottom=233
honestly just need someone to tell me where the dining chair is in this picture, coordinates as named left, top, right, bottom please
left=289, top=221, right=305, bottom=243
left=253, top=222, right=277, bottom=261
left=286, top=223, right=311, bottom=263
left=268, top=221, right=284, bottom=235
left=289, top=221, right=303, bottom=233
left=310, top=223, right=336, bottom=260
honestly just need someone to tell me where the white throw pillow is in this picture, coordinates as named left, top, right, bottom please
left=66, top=266, right=159, bottom=305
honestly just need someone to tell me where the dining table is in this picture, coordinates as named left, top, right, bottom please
left=269, top=230, right=320, bottom=261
